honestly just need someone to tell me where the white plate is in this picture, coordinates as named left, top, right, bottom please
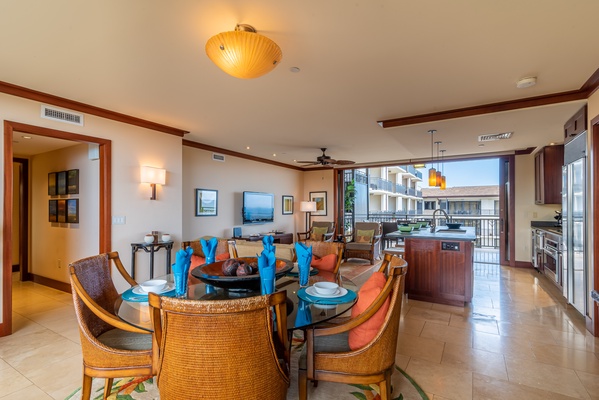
left=305, top=286, right=347, bottom=298
left=132, top=282, right=175, bottom=295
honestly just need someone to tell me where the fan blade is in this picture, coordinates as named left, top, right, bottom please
left=333, top=160, right=356, bottom=165
left=296, top=160, right=319, bottom=164
left=325, top=158, right=337, bottom=164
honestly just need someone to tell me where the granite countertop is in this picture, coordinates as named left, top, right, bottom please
left=531, top=221, right=562, bottom=235
left=386, top=226, right=476, bottom=241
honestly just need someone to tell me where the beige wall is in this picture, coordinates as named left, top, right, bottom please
left=302, top=169, right=336, bottom=228
left=182, top=146, right=304, bottom=239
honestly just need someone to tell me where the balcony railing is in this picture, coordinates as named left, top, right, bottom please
left=345, top=212, right=500, bottom=249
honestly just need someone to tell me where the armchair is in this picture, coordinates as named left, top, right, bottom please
left=69, top=252, right=153, bottom=400
left=344, top=222, right=382, bottom=264
left=298, top=254, right=407, bottom=400
left=297, top=221, right=335, bottom=242
left=148, top=291, right=289, bottom=399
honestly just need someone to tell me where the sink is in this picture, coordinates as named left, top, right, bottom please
left=435, top=228, right=467, bottom=233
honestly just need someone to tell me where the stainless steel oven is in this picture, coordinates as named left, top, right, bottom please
left=531, top=228, right=544, bottom=270
left=543, top=232, right=562, bottom=288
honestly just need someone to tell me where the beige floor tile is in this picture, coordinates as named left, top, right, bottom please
left=575, top=370, right=599, bottom=399
left=405, top=298, right=433, bottom=309
left=397, top=333, right=445, bottom=364
left=398, top=316, right=426, bottom=336
left=0, top=384, right=53, bottom=400
left=472, top=372, right=583, bottom=400
left=0, top=366, right=35, bottom=397
left=505, top=357, right=591, bottom=399
left=420, top=321, right=473, bottom=347
left=498, top=321, right=560, bottom=345
left=5, top=337, right=81, bottom=374
left=530, top=342, right=599, bottom=375
left=431, top=303, right=470, bottom=316
left=405, top=307, right=451, bottom=325
left=25, top=354, right=83, bottom=400
left=0, top=330, right=68, bottom=359
left=405, top=357, right=473, bottom=400
left=395, top=353, right=410, bottom=370
left=472, top=331, right=537, bottom=360
left=449, top=313, right=500, bottom=335
left=441, top=343, right=507, bottom=380
left=9, top=314, right=48, bottom=337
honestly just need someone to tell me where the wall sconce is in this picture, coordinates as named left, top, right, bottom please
left=300, top=201, right=317, bottom=232
left=140, top=166, right=166, bottom=200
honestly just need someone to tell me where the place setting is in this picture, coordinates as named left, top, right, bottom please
left=297, top=281, right=357, bottom=308
left=121, top=278, right=176, bottom=302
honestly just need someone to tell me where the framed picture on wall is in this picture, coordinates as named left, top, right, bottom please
left=67, top=169, right=79, bottom=194
left=57, top=199, right=67, bottom=223
left=57, top=171, right=67, bottom=195
left=49, top=200, right=58, bottom=222
left=195, top=188, right=218, bottom=216
left=282, top=195, right=293, bottom=215
left=309, top=191, right=327, bottom=216
left=48, top=173, right=57, bottom=196
left=67, top=199, right=79, bottom=223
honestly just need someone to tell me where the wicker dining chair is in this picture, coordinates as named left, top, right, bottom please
left=69, top=252, right=153, bottom=400
left=297, top=221, right=336, bottom=242
left=148, top=291, right=290, bottom=400
left=344, top=222, right=382, bottom=264
left=298, top=254, right=407, bottom=400
left=303, top=240, right=344, bottom=276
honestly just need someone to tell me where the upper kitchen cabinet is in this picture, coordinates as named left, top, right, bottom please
left=564, top=105, right=587, bottom=142
left=534, top=144, right=564, bottom=205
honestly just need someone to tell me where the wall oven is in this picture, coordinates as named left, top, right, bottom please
left=543, top=232, right=562, bottom=288
left=531, top=228, right=544, bottom=270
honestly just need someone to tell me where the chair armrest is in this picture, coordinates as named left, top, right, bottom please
left=296, top=231, right=310, bottom=242
left=323, top=232, right=335, bottom=242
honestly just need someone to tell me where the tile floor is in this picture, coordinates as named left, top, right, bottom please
left=3, top=260, right=599, bottom=399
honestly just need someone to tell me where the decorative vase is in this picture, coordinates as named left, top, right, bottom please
left=162, top=234, right=171, bottom=242
left=144, top=234, right=154, bottom=244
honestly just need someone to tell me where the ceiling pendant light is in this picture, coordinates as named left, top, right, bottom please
left=435, top=141, right=442, bottom=187
left=440, top=149, right=447, bottom=190
left=428, top=130, right=437, bottom=186
left=205, top=24, right=283, bottom=79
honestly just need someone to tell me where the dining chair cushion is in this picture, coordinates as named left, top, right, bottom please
left=348, top=272, right=390, bottom=350
left=190, top=252, right=230, bottom=268
left=355, top=229, right=375, bottom=243
left=311, top=254, right=337, bottom=272
left=312, top=226, right=329, bottom=241
left=298, top=331, right=350, bottom=370
left=97, top=329, right=152, bottom=351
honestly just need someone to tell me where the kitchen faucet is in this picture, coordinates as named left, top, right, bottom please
left=430, top=209, right=450, bottom=232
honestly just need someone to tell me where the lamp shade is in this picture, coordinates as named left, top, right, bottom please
left=206, top=24, right=282, bottom=79
left=140, top=166, right=166, bottom=185
left=428, top=167, right=437, bottom=186
left=440, top=175, right=447, bottom=190
left=300, top=201, right=317, bottom=212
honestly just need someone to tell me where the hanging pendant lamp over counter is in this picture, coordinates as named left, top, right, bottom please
left=428, top=129, right=437, bottom=186
left=206, top=24, right=283, bottom=79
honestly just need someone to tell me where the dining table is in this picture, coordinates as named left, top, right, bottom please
left=115, top=268, right=359, bottom=332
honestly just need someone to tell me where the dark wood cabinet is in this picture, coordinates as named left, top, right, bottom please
left=235, top=233, right=293, bottom=244
left=404, top=238, right=473, bottom=306
left=564, top=105, right=587, bottom=141
left=534, top=145, right=564, bottom=205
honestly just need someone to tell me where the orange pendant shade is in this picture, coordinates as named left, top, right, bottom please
left=436, top=170, right=442, bottom=187
left=441, top=176, right=446, bottom=190
left=428, top=167, right=437, bottom=186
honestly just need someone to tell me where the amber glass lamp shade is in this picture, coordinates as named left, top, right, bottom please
left=436, top=170, right=442, bottom=187
left=428, top=167, right=437, bottom=186
left=440, top=176, right=446, bottom=190
left=206, top=24, right=283, bottom=79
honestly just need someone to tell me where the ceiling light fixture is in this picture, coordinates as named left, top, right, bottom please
left=435, top=141, right=442, bottom=187
left=516, top=76, right=537, bottom=89
left=205, top=24, right=283, bottom=79
left=440, top=149, right=447, bottom=190
left=428, top=130, right=437, bottom=186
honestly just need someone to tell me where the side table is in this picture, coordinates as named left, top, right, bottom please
left=130, top=241, right=174, bottom=280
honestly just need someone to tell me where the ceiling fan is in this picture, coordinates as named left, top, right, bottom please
left=296, top=148, right=356, bottom=167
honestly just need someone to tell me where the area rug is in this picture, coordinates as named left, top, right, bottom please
left=65, top=334, right=428, bottom=400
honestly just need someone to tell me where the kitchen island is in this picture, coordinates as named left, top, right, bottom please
left=389, top=227, right=476, bottom=307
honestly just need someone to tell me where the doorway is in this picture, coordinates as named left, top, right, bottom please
left=2, top=121, right=112, bottom=336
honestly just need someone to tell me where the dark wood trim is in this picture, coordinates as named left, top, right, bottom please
left=13, top=158, right=31, bottom=282
left=1, top=122, right=14, bottom=336
left=514, top=261, right=533, bottom=269
left=182, top=139, right=305, bottom=171
left=514, top=147, right=536, bottom=156
left=0, top=80, right=188, bottom=137
left=580, top=67, right=599, bottom=97
left=378, top=90, right=586, bottom=128
left=30, top=274, right=71, bottom=293
left=2, top=121, right=111, bottom=336
left=590, top=114, right=599, bottom=336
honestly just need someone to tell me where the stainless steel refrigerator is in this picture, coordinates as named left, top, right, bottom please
left=562, top=131, right=587, bottom=315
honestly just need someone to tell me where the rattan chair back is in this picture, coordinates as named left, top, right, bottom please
left=303, top=240, right=344, bottom=275
left=181, top=237, right=230, bottom=258
left=148, top=291, right=290, bottom=400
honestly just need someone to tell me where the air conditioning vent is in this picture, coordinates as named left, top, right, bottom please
left=212, top=153, right=225, bottom=162
left=478, top=132, right=512, bottom=142
left=41, top=105, right=84, bottom=126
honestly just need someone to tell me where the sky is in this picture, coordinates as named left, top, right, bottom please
left=417, top=158, right=499, bottom=188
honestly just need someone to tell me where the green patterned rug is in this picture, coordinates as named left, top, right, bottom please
left=65, top=335, right=428, bottom=400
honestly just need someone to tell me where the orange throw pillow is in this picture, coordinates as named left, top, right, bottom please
left=311, top=254, right=337, bottom=272
left=190, top=252, right=229, bottom=269
left=348, top=272, right=390, bottom=350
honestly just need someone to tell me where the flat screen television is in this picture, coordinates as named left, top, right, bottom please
left=242, top=191, right=274, bottom=225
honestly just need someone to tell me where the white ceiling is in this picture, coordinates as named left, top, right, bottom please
left=2, top=0, right=598, bottom=166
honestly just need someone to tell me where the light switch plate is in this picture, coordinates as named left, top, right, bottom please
left=112, top=216, right=126, bottom=225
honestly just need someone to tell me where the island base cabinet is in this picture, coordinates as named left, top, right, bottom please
left=404, top=238, right=474, bottom=307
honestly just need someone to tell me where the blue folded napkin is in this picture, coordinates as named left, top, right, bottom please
left=262, top=235, right=276, bottom=254
left=258, top=249, right=276, bottom=295
left=200, top=237, right=218, bottom=264
left=294, top=299, right=313, bottom=327
left=295, top=242, right=312, bottom=287
left=172, top=246, right=193, bottom=297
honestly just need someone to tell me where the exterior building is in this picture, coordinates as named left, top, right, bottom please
left=360, top=166, right=423, bottom=215
left=421, top=185, right=499, bottom=216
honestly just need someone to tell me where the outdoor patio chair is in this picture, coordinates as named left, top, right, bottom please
left=344, top=222, right=382, bottom=264
left=297, top=221, right=335, bottom=242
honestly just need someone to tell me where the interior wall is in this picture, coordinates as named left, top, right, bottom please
left=182, top=146, right=304, bottom=240
left=514, top=153, right=561, bottom=263
left=0, top=93, right=184, bottom=298
left=302, top=169, right=335, bottom=228
left=28, top=144, right=98, bottom=281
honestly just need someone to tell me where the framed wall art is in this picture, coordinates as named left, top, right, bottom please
left=49, top=200, right=58, bottom=222
left=282, top=195, right=293, bottom=215
left=309, top=191, right=327, bottom=216
left=57, top=171, right=67, bottom=195
left=195, top=188, right=218, bottom=216
left=57, top=199, right=67, bottom=223
left=67, top=199, right=79, bottom=223
left=67, top=169, right=79, bottom=194
left=48, top=173, right=57, bottom=196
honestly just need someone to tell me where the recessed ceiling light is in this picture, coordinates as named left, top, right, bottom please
left=272, top=153, right=276, bottom=157
left=246, top=146, right=250, bottom=150
left=289, top=67, right=301, bottom=73
left=22, top=135, right=32, bottom=139
left=516, top=76, right=537, bottom=89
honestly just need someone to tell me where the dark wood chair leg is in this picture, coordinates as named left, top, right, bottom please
left=104, top=378, right=114, bottom=398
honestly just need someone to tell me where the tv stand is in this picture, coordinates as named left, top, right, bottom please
left=235, top=233, right=293, bottom=244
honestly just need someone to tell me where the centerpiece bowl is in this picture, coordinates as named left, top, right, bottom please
left=446, top=222, right=463, bottom=230
left=190, top=257, right=293, bottom=291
